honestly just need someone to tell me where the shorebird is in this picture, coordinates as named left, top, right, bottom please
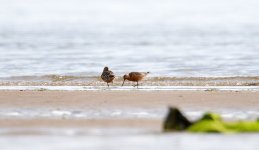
left=121, top=72, right=149, bottom=88
left=101, top=66, right=115, bottom=87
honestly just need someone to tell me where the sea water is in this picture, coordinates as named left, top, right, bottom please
left=0, top=0, right=259, bottom=79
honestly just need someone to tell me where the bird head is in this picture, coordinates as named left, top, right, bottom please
left=103, top=66, right=109, bottom=71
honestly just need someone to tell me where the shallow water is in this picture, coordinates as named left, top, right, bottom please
left=0, top=0, right=259, bottom=77
left=0, top=128, right=259, bottom=150
left=0, top=107, right=258, bottom=121
left=1, top=107, right=259, bottom=150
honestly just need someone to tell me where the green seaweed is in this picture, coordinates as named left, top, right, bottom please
left=188, top=113, right=259, bottom=133
left=187, top=113, right=230, bottom=133
left=163, top=107, right=259, bottom=133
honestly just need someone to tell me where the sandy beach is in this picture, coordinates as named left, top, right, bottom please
left=0, top=90, right=259, bottom=150
left=0, top=90, right=258, bottom=129
left=1, top=90, right=258, bottom=108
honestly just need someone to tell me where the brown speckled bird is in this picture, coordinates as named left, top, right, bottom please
left=122, top=72, right=149, bottom=88
left=101, top=66, right=115, bottom=87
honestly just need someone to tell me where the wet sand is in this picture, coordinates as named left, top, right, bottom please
left=0, top=90, right=258, bottom=108
left=0, top=90, right=259, bottom=129
left=0, top=90, right=259, bottom=150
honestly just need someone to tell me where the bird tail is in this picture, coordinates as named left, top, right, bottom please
left=109, top=74, right=115, bottom=78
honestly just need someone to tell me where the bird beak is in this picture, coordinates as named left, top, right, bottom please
left=121, top=79, right=125, bottom=87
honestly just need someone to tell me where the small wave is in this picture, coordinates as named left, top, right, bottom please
left=0, top=108, right=258, bottom=121
left=0, top=108, right=165, bottom=119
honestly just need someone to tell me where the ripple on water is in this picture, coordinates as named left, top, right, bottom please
left=0, top=109, right=259, bottom=121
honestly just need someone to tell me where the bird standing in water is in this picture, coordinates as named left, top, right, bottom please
left=121, top=72, right=149, bottom=88
left=101, top=66, right=115, bottom=87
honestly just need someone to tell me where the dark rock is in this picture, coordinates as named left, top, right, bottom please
left=163, top=107, right=192, bottom=132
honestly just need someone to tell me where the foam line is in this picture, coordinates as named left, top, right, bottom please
left=0, top=86, right=259, bottom=91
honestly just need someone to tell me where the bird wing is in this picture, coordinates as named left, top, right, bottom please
left=107, top=71, right=115, bottom=77
left=129, top=72, right=141, bottom=76
left=129, top=72, right=148, bottom=77
left=101, top=71, right=115, bottom=78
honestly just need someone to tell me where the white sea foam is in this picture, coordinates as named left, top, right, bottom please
left=0, top=86, right=259, bottom=91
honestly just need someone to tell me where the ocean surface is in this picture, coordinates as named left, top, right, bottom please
left=0, top=0, right=259, bottom=82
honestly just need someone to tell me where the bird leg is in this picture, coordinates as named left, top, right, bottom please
left=107, top=83, right=109, bottom=87
left=121, top=80, right=125, bottom=87
left=133, top=82, right=139, bottom=88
